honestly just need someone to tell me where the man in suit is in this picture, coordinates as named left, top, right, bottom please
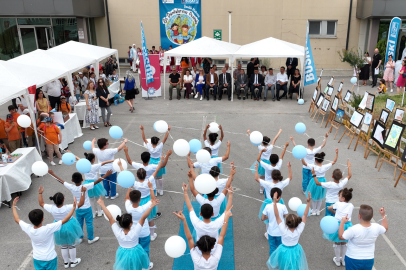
left=236, top=69, right=248, bottom=100
left=205, top=66, right=218, bottom=101
left=218, top=67, right=232, bottom=101
left=250, top=68, right=263, bottom=101
left=286, top=57, right=298, bottom=80
left=246, top=58, right=256, bottom=83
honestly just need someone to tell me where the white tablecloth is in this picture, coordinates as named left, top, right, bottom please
left=0, top=147, right=42, bottom=203
left=108, top=80, right=121, bottom=96
left=74, top=101, right=102, bottom=128
left=59, top=113, right=83, bottom=149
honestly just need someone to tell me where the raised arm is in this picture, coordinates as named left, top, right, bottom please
left=12, top=197, right=21, bottom=224
left=301, top=192, right=311, bottom=224
left=139, top=198, right=158, bottom=227
left=331, top=148, right=338, bottom=165
left=117, top=139, right=128, bottom=152
left=38, top=186, right=45, bottom=208
left=148, top=181, right=156, bottom=201
left=225, top=186, right=233, bottom=211
left=280, top=141, right=289, bottom=160
left=219, top=125, right=224, bottom=142
left=183, top=183, right=193, bottom=212
left=140, top=125, right=148, bottom=144
left=94, top=170, right=113, bottom=185
left=320, top=132, right=329, bottom=148
left=347, top=159, right=352, bottom=180
left=125, top=187, right=131, bottom=201
left=91, top=138, right=96, bottom=150
left=151, top=155, right=164, bottom=178
left=222, top=163, right=236, bottom=196
left=77, top=186, right=87, bottom=209
left=380, top=207, right=388, bottom=232
left=246, top=129, right=251, bottom=136
left=123, top=145, right=133, bottom=164
left=218, top=206, right=233, bottom=246
left=101, top=160, right=114, bottom=166
left=289, top=136, right=297, bottom=146
left=203, top=124, right=209, bottom=141
left=273, top=192, right=282, bottom=225
left=48, top=170, right=65, bottom=184
left=187, top=170, right=199, bottom=197
left=161, top=126, right=171, bottom=145
left=187, top=152, right=195, bottom=168
left=97, top=196, right=115, bottom=225
left=61, top=198, right=77, bottom=225
left=287, top=162, right=292, bottom=181
left=222, top=141, right=231, bottom=162
left=254, top=163, right=260, bottom=183
left=301, top=158, right=308, bottom=167
left=161, top=150, right=173, bottom=168
left=338, top=214, right=350, bottom=240
left=173, top=211, right=195, bottom=250
left=257, top=148, right=266, bottom=163
left=271, top=128, right=282, bottom=145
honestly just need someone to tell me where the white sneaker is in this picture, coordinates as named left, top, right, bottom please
left=159, top=190, right=163, bottom=196
left=302, top=191, right=306, bottom=195
left=150, top=233, right=157, bottom=241
left=110, top=193, right=119, bottom=200
left=97, top=210, right=104, bottom=217
left=259, top=190, right=264, bottom=194
left=93, top=213, right=96, bottom=218
left=194, top=93, right=198, bottom=98
left=70, top=258, right=81, bottom=268
left=58, top=160, right=63, bottom=165
left=333, top=257, right=341, bottom=266
left=341, top=257, right=345, bottom=266
left=50, top=161, right=56, bottom=166
left=149, top=262, right=154, bottom=269
left=310, top=211, right=317, bottom=216
left=390, top=89, right=393, bottom=93
left=105, top=196, right=109, bottom=199
left=88, top=237, right=100, bottom=244
left=316, top=211, right=321, bottom=216
left=200, top=96, right=203, bottom=101
left=64, top=262, right=70, bottom=268
left=264, top=232, right=268, bottom=240
left=78, top=239, right=83, bottom=244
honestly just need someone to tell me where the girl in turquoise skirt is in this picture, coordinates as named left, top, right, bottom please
left=203, top=124, right=224, bottom=173
left=302, top=149, right=338, bottom=216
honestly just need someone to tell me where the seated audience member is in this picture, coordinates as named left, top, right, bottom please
left=194, top=68, right=206, bottom=100
left=183, top=69, right=194, bottom=99
left=276, top=67, right=289, bottom=101
left=205, top=67, right=219, bottom=101
left=260, top=66, right=268, bottom=81
left=236, top=69, right=248, bottom=100
left=250, top=68, right=263, bottom=101
left=288, top=69, right=301, bottom=101
left=264, top=68, right=277, bottom=101
left=218, top=68, right=232, bottom=101
left=168, top=68, right=181, bottom=100
left=233, top=64, right=243, bottom=81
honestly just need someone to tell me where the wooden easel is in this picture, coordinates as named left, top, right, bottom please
left=314, top=78, right=335, bottom=125
left=378, top=142, right=403, bottom=180
left=309, top=77, right=322, bottom=117
left=325, top=80, right=345, bottom=128
left=329, top=84, right=355, bottom=140
left=338, top=107, right=363, bottom=149
left=354, top=107, right=375, bottom=154
left=394, top=162, right=406, bottom=187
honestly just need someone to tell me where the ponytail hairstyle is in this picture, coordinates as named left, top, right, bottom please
left=314, top=152, right=326, bottom=163
left=116, top=213, right=133, bottom=229
left=49, top=192, right=64, bottom=206
left=208, top=133, right=218, bottom=144
left=285, top=214, right=302, bottom=229
left=263, top=136, right=271, bottom=146
left=137, top=168, right=147, bottom=180
left=339, top=188, right=353, bottom=202
left=84, top=152, right=95, bottom=163
left=206, top=188, right=219, bottom=199
left=151, top=136, right=160, bottom=145
left=209, top=166, right=220, bottom=178
left=271, top=170, right=283, bottom=181
left=196, top=235, right=216, bottom=253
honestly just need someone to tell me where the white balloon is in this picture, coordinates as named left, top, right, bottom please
left=195, top=174, right=217, bottom=194
left=196, top=149, right=211, bottom=163
left=155, top=120, right=169, bottom=133
left=173, top=139, right=190, bottom=157
left=250, top=131, right=263, bottom=145
left=113, top=158, right=127, bottom=172
left=104, top=205, right=122, bottom=221
left=143, top=138, right=151, bottom=148
left=209, top=122, right=219, bottom=133
left=17, top=115, right=31, bottom=128
left=165, top=235, right=187, bottom=258
left=288, top=197, right=303, bottom=211
left=31, top=161, right=48, bottom=176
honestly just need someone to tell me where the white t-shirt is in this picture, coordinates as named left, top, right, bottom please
left=303, top=147, right=322, bottom=169
left=133, top=176, right=155, bottom=198
left=19, top=220, right=62, bottom=261
left=260, top=159, right=283, bottom=182
left=333, top=201, right=354, bottom=221
left=204, top=140, right=222, bottom=157
left=125, top=200, right=151, bottom=238
left=16, top=96, right=28, bottom=114
left=43, top=204, right=73, bottom=221
left=194, top=157, right=223, bottom=175
left=196, top=193, right=226, bottom=218
left=63, top=182, right=94, bottom=209
left=191, top=244, right=223, bottom=270
left=279, top=222, right=305, bottom=246
left=131, top=162, right=158, bottom=189
left=321, top=178, right=349, bottom=203
left=258, top=145, right=273, bottom=160
left=263, top=203, right=288, bottom=237
left=112, top=223, right=142, bottom=248
left=190, top=211, right=225, bottom=242
left=260, top=179, right=290, bottom=198
left=215, top=178, right=228, bottom=195
left=84, top=163, right=101, bottom=180
left=183, top=75, right=193, bottom=82
left=307, top=163, right=333, bottom=178
left=92, top=148, right=118, bottom=174
left=146, top=142, right=163, bottom=159
left=343, top=223, right=386, bottom=260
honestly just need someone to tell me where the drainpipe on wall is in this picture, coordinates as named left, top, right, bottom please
left=345, top=0, right=353, bottom=50
left=105, top=0, right=112, bottom=48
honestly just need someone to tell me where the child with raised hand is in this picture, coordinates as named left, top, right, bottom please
left=173, top=207, right=233, bottom=270
left=291, top=132, right=328, bottom=194
left=187, top=142, right=231, bottom=175
left=257, top=141, right=289, bottom=188
left=12, top=196, right=76, bottom=270
left=323, top=188, right=355, bottom=266
left=302, top=149, right=338, bottom=216
left=98, top=196, right=158, bottom=270
left=339, top=205, right=388, bottom=269
left=38, top=186, right=85, bottom=268
left=267, top=192, right=311, bottom=270
left=140, top=125, right=171, bottom=196
left=203, top=124, right=224, bottom=172
left=48, top=169, right=113, bottom=244
left=312, top=159, right=352, bottom=216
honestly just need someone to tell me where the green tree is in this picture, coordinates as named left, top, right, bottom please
left=337, top=48, right=365, bottom=74
left=174, top=16, right=181, bottom=26
left=181, top=17, right=189, bottom=26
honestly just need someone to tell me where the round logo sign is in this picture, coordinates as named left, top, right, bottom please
left=165, top=14, right=197, bottom=45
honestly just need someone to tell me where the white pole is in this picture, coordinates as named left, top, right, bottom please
left=228, top=11, right=232, bottom=43
left=402, top=88, right=405, bottom=106
left=25, top=89, right=41, bottom=154
left=164, top=56, right=166, bottom=100
left=231, top=58, right=234, bottom=101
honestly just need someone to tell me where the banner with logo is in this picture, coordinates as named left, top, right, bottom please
left=385, top=17, right=401, bottom=62
left=159, top=0, right=201, bottom=49
left=139, top=55, right=162, bottom=97
left=141, top=21, right=154, bottom=84
left=304, top=22, right=317, bottom=86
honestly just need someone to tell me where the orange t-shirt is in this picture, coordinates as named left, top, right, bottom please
left=181, top=60, right=189, bottom=68
left=12, top=113, right=24, bottom=132
left=5, top=122, right=21, bottom=141
left=59, top=103, right=71, bottom=113
left=26, top=122, right=34, bottom=136
left=44, top=125, right=60, bottom=145
left=0, top=119, right=7, bottom=139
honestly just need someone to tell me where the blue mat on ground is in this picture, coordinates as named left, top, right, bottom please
left=172, top=201, right=235, bottom=270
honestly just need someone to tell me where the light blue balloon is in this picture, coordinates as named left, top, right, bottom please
left=292, top=145, right=307, bottom=159
left=297, top=204, right=311, bottom=217
left=62, top=153, right=76, bottom=165
left=189, top=139, right=202, bottom=154
left=298, top=99, right=304, bottom=105
left=320, top=216, right=339, bottom=234
left=76, top=159, right=91, bottom=173
left=295, top=123, right=306, bottom=134
left=83, top=141, right=92, bottom=151
left=117, top=171, right=135, bottom=188
left=350, top=77, right=357, bottom=84
left=109, top=126, right=123, bottom=139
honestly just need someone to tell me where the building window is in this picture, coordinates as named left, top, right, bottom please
left=52, top=18, right=78, bottom=46
left=309, top=20, right=337, bottom=38
left=0, top=18, right=21, bottom=60
left=87, top=18, right=97, bottom=45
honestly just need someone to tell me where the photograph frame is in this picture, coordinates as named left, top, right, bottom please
left=323, top=86, right=329, bottom=94
left=334, top=108, right=345, bottom=124
left=385, top=98, right=396, bottom=112
left=379, top=109, right=390, bottom=124
left=312, top=88, right=318, bottom=101
left=361, top=112, right=373, bottom=133
left=344, top=90, right=352, bottom=103
left=321, top=99, right=330, bottom=112
left=337, top=82, right=343, bottom=93
left=331, top=96, right=339, bottom=112
left=394, top=108, right=404, bottom=121
left=327, top=77, right=334, bottom=87
left=316, top=93, right=324, bottom=108
left=350, top=111, right=364, bottom=128
left=383, top=121, right=406, bottom=152
left=371, top=121, right=386, bottom=148
left=327, top=87, right=334, bottom=97
left=365, top=93, right=375, bottom=112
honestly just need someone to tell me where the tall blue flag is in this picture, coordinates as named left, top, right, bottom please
left=304, top=23, right=317, bottom=86
left=385, top=17, right=401, bottom=62
left=141, top=21, right=154, bottom=84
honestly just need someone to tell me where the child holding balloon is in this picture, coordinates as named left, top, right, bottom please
left=203, top=124, right=224, bottom=172
left=187, top=142, right=231, bottom=175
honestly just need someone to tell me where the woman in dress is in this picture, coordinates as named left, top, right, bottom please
left=288, top=69, right=301, bottom=101
left=84, top=81, right=99, bottom=130
left=35, top=89, right=50, bottom=117
left=396, top=60, right=406, bottom=95
left=359, top=52, right=371, bottom=86
left=383, top=54, right=395, bottom=92
left=123, top=72, right=136, bottom=113
left=183, top=69, right=194, bottom=99
left=96, top=79, right=112, bottom=127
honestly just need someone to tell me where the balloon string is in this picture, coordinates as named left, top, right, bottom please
left=1, top=202, right=20, bottom=210
left=126, top=139, right=147, bottom=149
left=377, top=215, right=387, bottom=223
left=28, top=126, right=69, bottom=154
left=224, top=188, right=265, bottom=203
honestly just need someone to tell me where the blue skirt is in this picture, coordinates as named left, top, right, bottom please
left=203, top=194, right=227, bottom=217
left=267, top=244, right=309, bottom=270
left=114, top=245, right=150, bottom=270
left=211, top=155, right=223, bottom=173
left=325, top=202, right=334, bottom=217
left=323, top=221, right=353, bottom=243
left=250, top=159, right=270, bottom=175
left=306, top=177, right=327, bottom=201
left=140, top=195, right=157, bottom=220
left=33, top=257, right=57, bottom=270
left=54, top=217, right=83, bottom=246
left=150, top=157, right=166, bottom=177
left=83, top=179, right=106, bottom=198
left=259, top=198, right=285, bottom=224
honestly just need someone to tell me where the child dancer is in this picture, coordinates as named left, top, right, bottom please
left=48, top=169, right=113, bottom=244
left=302, top=149, right=338, bottom=215
left=187, top=142, right=231, bottom=175
left=267, top=192, right=311, bottom=270
left=312, top=159, right=352, bottom=216
left=12, top=196, right=76, bottom=270
left=291, top=132, right=328, bottom=194
left=39, top=186, right=85, bottom=268
left=323, top=188, right=355, bottom=266
left=98, top=196, right=156, bottom=270
left=203, top=124, right=224, bottom=172
left=339, top=205, right=388, bottom=270
left=140, top=125, right=171, bottom=196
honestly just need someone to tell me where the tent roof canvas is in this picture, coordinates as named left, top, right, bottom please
left=233, top=37, right=304, bottom=58
left=48, top=41, right=118, bottom=62
left=0, top=61, right=28, bottom=105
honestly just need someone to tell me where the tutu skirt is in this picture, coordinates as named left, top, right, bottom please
left=306, top=177, right=327, bottom=201
left=203, top=194, right=227, bottom=217
left=150, top=157, right=166, bottom=177
left=54, top=218, right=83, bottom=246
left=140, top=195, right=157, bottom=220
left=323, top=221, right=353, bottom=243
left=83, top=179, right=106, bottom=198
left=250, top=159, right=270, bottom=175
left=211, top=156, right=223, bottom=173
left=267, top=244, right=309, bottom=270
left=325, top=202, right=334, bottom=217
left=113, top=245, right=150, bottom=270
left=259, top=198, right=285, bottom=224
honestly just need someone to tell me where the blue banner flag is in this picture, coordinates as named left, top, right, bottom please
left=159, top=0, right=201, bottom=49
left=141, top=21, right=154, bottom=85
left=304, top=23, right=317, bottom=86
left=385, top=17, right=401, bottom=61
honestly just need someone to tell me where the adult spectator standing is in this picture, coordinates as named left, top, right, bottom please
left=123, top=73, right=136, bottom=113
left=264, top=68, right=277, bottom=101
left=43, top=79, right=62, bottom=109
left=151, top=46, right=158, bottom=54
left=169, top=68, right=181, bottom=100
left=236, top=69, right=248, bottom=100
left=371, top=48, right=382, bottom=87
left=276, top=66, right=289, bottom=101
left=286, top=57, right=298, bottom=80
left=84, top=81, right=99, bottom=130
left=233, top=64, right=242, bottom=81
left=130, top=44, right=138, bottom=73
left=396, top=60, right=406, bottom=94
left=15, top=95, right=28, bottom=115
left=203, top=57, right=212, bottom=75
left=360, top=52, right=371, bottom=86
left=383, top=54, right=395, bottom=92
left=219, top=67, right=232, bottom=101
left=180, top=57, right=191, bottom=88
left=205, top=67, right=218, bottom=101
left=250, top=68, right=263, bottom=101
left=128, top=46, right=133, bottom=68
left=105, top=57, right=118, bottom=77
left=78, top=72, right=88, bottom=96
left=96, top=79, right=112, bottom=127
left=247, top=58, right=256, bottom=83
left=288, top=69, right=301, bottom=101
left=35, top=89, right=50, bottom=117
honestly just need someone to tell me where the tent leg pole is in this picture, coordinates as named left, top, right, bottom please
left=231, top=58, right=234, bottom=101
left=25, top=89, right=41, bottom=155
left=402, top=88, right=405, bottom=107
left=164, top=62, right=166, bottom=100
